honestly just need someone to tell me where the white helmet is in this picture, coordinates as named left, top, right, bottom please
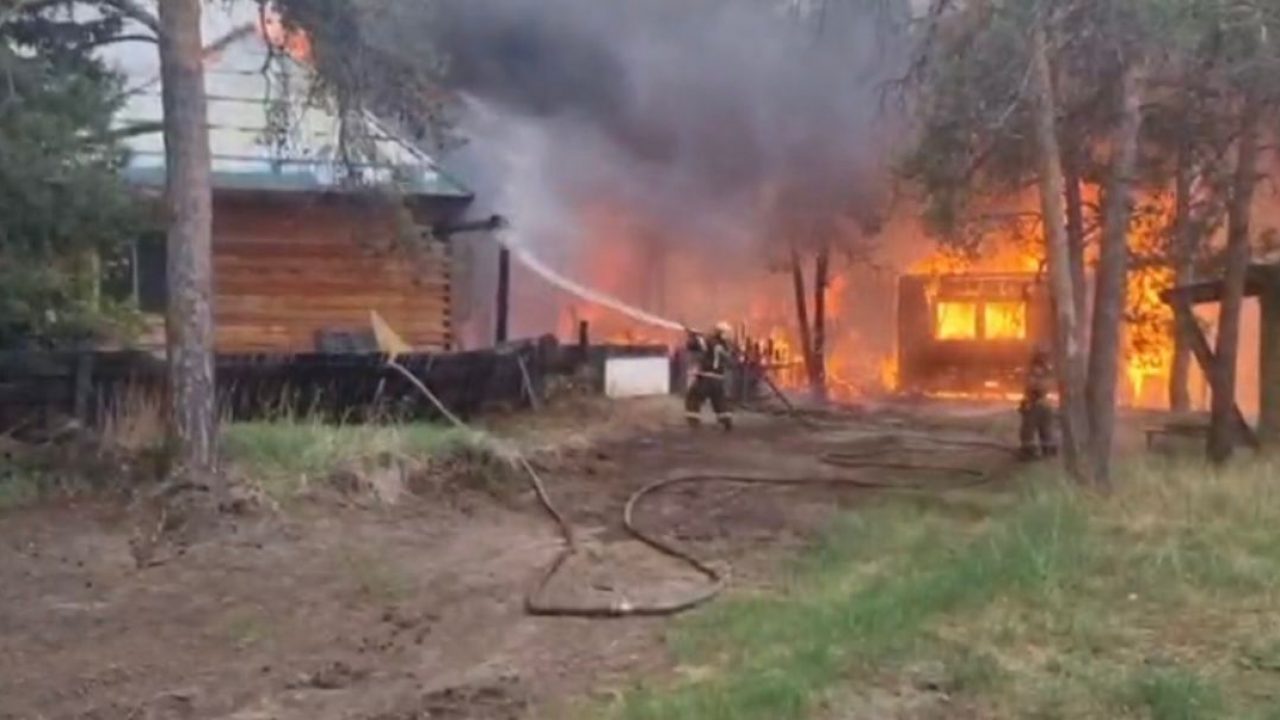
left=714, top=321, right=733, bottom=336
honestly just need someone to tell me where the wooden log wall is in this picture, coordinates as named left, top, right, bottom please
left=212, top=195, right=455, bottom=353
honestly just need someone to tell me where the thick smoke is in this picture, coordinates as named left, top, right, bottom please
left=392, top=0, right=909, bottom=346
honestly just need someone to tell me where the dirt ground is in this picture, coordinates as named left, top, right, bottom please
left=0, top=397, right=1028, bottom=720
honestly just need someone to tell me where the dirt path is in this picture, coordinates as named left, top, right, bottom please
left=0, top=398, right=1020, bottom=720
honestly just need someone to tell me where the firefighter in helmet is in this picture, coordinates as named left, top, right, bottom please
left=685, top=321, right=736, bottom=431
left=1018, top=345, right=1057, bottom=460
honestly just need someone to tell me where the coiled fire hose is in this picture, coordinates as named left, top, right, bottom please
left=387, top=360, right=1012, bottom=618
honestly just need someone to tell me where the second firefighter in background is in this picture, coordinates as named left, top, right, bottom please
left=1018, top=347, right=1057, bottom=460
left=685, top=322, right=736, bottom=431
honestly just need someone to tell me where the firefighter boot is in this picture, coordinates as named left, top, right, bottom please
left=1017, top=409, right=1037, bottom=461
left=719, top=415, right=733, bottom=432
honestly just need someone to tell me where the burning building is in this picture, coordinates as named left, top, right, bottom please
left=896, top=272, right=1051, bottom=395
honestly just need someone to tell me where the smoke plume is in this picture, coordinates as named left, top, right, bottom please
left=377, top=0, right=910, bottom=346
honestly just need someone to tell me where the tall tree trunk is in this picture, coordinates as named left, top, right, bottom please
left=159, top=0, right=219, bottom=494
left=1029, top=24, right=1093, bottom=484
left=1169, top=135, right=1196, bottom=412
left=1087, top=60, right=1145, bottom=487
left=811, top=244, right=830, bottom=400
left=1062, top=146, right=1089, bottom=345
left=1056, top=59, right=1089, bottom=349
left=790, top=245, right=815, bottom=387
left=1209, top=100, right=1261, bottom=463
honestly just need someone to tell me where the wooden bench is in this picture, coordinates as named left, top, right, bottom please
left=1145, top=420, right=1210, bottom=451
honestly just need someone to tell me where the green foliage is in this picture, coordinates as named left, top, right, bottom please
left=223, top=419, right=477, bottom=477
left=268, top=0, right=456, bottom=157
left=0, top=5, right=144, bottom=348
left=604, top=454, right=1280, bottom=719
left=899, top=0, right=1280, bottom=251
left=1121, top=667, right=1224, bottom=720
left=221, top=418, right=490, bottom=499
left=613, top=487, right=1091, bottom=720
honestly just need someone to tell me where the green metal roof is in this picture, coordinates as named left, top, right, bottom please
left=122, top=152, right=473, bottom=198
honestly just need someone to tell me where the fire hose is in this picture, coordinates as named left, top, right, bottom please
left=387, top=359, right=1010, bottom=619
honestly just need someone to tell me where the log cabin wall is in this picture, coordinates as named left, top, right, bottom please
left=212, top=193, right=464, bottom=353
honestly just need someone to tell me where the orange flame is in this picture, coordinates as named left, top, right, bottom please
left=259, top=7, right=314, bottom=64
left=897, top=189, right=1179, bottom=407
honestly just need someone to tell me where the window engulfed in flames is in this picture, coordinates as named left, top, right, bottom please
left=984, top=301, right=1027, bottom=340
left=932, top=300, right=1028, bottom=341
left=906, top=190, right=1184, bottom=407
left=935, top=302, right=977, bottom=340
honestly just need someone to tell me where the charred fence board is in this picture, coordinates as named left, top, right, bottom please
left=0, top=340, right=549, bottom=430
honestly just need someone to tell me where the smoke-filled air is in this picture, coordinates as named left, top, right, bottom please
left=411, top=0, right=909, bottom=372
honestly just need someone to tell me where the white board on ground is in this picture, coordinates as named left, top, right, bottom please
left=604, top=357, right=670, bottom=398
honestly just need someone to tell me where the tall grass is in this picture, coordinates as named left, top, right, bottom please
left=221, top=417, right=485, bottom=498
left=222, top=420, right=475, bottom=477
left=607, top=454, right=1280, bottom=720
left=98, top=383, right=166, bottom=454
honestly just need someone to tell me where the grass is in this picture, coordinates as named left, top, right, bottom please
left=221, top=419, right=486, bottom=497
left=0, top=470, right=42, bottom=510
left=603, top=454, right=1280, bottom=720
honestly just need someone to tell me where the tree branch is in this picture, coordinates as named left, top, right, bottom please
left=103, top=120, right=163, bottom=140
left=77, top=33, right=157, bottom=51
left=95, top=0, right=159, bottom=35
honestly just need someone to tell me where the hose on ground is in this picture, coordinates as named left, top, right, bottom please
left=387, top=360, right=1010, bottom=618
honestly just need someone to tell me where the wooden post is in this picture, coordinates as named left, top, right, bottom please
left=1170, top=293, right=1260, bottom=448
left=578, top=320, right=589, bottom=353
left=495, top=247, right=511, bottom=345
left=1259, top=274, right=1280, bottom=449
left=73, top=351, right=94, bottom=426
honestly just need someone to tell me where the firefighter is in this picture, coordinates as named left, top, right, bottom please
left=685, top=321, right=736, bottom=431
left=1018, top=346, right=1057, bottom=460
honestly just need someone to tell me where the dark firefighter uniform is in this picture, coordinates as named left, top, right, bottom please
left=1019, top=349, right=1057, bottom=460
left=686, top=325, right=736, bottom=431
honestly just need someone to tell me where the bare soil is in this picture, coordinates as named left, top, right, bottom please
left=0, top=397, right=1021, bottom=720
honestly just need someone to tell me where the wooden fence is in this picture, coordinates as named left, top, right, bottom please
left=0, top=338, right=686, bottom=434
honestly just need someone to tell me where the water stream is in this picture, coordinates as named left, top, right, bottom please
left=496, top=231, right=687, bottom=333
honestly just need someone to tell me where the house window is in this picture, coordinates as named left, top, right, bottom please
left=134, top=233, right=167, bottom=313
left=982, top=301, right=1027, bottom=340
left=934, top=301, right=978, bottom=340
left=104, top=234, right=167, bottom=313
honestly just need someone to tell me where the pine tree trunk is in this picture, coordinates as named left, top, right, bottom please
left=1056, top=61, right=1089, bottom=348
left=1062, top=147, right=1089, bottom=344
left=790, top=245, right=815, bottom=388
left=158, top=0, right=219, bottom=494
left=1209, top=101, right=1261, bottom=463
left=1029, top=24, right=1093, bottom=484
left=1087, top=60, right=1145, bottom=487
left=1169, top=136, right=1195, bottom=413
left=811, top=245, right=830, bottom=400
